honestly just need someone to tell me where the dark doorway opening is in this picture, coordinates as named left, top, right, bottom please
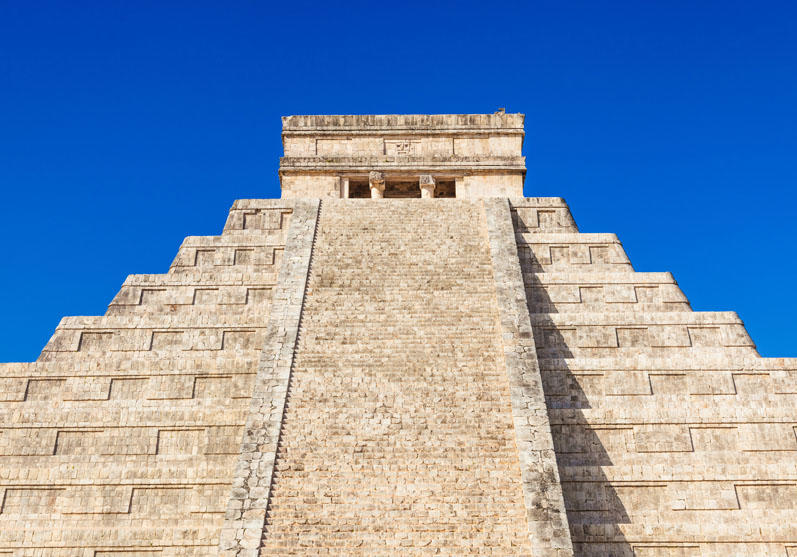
left=436, top=180, right=456, bottom=198
left=348, top=180, right=370, bottom=198
left=384, top=181, right=421, bottom=198
left=346, top=178, right=458, bottom=198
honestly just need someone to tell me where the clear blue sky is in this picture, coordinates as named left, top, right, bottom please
left=1, top=1, right=795, bottom=360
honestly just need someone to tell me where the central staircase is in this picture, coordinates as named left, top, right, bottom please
left=259, top=199, right=533, bottom=555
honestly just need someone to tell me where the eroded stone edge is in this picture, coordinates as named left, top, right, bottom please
left=218, top=198, right=320, bottom=557
left=484, top=197, right=575, bottom=557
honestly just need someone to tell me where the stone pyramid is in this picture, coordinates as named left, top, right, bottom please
left=0, top=113, right=794, bottom=557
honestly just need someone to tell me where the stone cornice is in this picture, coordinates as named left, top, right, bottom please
left=281, top=113, right=525, bottom=136
left=279, top=155, right=526, bottom=173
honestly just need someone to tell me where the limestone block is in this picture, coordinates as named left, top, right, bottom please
left=669, top=482, right=739, bottom=510
left=738, top=423, right=797, bottom=451
left=192, top=375, right=234, bottom=399
left=687, top=326, right=723, bottom=346
left=658, top=282, right=689, bottom=303
left=221, top=330, right=256, bottom=350
left=649, top=325, right=691, bottom=347
left=282, top=136, right=315, bottom=156
left=53, top=429, right=104, bottom=455
left=146, top=375, right=195, bottom=399
left=732, top=372, right=772, bottom=395
left=686, top=372, right=736, bottom=395
left=280, top=174, right=341, bottom=198
left=206, top=425, right=243, bottom=454
left=546, top=285, right=582, bottom=303
left=605, top=284, right=638, bottom=303
left=510, top=198, right=578, bottom=231
left=58, top=485, right=133, bottom=514
left=1, top=488, right=64, bottom=515
left=63, top=377, right=112, bottom=400
left=457, top=174, right=524, bottom=198
left=43, top=329, right=81, bottom=352
left=579, top=285, right=604, bottom=303
left=604, top=370, right=651, bottom=396
left=454, top=134, right=522, bottom=157
left=613, top=484, right=669, bottom=512
left=513, top=207, right=541, bottom=230
left=689, top=426, right=739, bottom=451
left=634, top=425, right=692, bottom=453
left=722, top=322, right=756, bottom=347
left=191, top=483, right=230, bottom=514
left=110, top=285, right=142, bottom=305
left=0, top=377, right=27, bottom=401
left=772, top=370, right=797, bottom=393
left=578, top=326, right=618, bottom=348
left=157, top=428, right=205, bottom=455
left=736, top=483, right=797, bottom=509
left=129, top=486, right=192, bottom=517
left=616, top=327, right=650, bottom=347
left=0, top=428, right=58, bottom=455
left=24, top=377, right=66, bottom=399
left=109, top=377, right=148, bottom=399
left=149, top=330, right=186, bottom=351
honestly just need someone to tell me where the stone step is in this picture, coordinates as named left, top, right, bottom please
left=538, top=354, right=797, bottom=372
left=0, top=455, right=238, bottom=482
left=108, top=284, right=274, bottom=313
left=509, top=197, right=578, bottom=233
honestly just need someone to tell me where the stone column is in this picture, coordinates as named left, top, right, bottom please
left=419, top=174, right=436, bottom=198
left=369, top=171, right=385, bottom=199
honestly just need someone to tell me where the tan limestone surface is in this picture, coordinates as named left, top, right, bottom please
left=258, top=199, right=533, bottom=555
left=279, top=113, right=526, bottom=199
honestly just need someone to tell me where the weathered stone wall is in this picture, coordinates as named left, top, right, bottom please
left=0, top=199, right=297, bottom=556
left=511, top=197, right=797, bottom=556
left=279, top=113, right=526, bottom=199
left=280, top=175, right=342, bottom=199
left=459, top=173, right=524, bottom=198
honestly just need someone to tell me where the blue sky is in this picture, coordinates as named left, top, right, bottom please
left=0, top=1, right=795, bottom=359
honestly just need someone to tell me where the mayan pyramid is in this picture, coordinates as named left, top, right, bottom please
left=1, top=113, right=795, bottom=557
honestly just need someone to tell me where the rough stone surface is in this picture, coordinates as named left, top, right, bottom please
left=256, top=199, right=534, bottom=555
left=485, top=197, right=574, bottom=556
left=218, top=199, right=319, bottom=556
left=419, top=174, right=436, bottom=198
left=280, top=112, right=526, bottom=198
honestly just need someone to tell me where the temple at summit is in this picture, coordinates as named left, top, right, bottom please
left=1, top=112, right=795, bottom=556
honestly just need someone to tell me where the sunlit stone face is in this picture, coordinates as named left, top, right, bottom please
left=279, top=113, right=526, bottom=199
